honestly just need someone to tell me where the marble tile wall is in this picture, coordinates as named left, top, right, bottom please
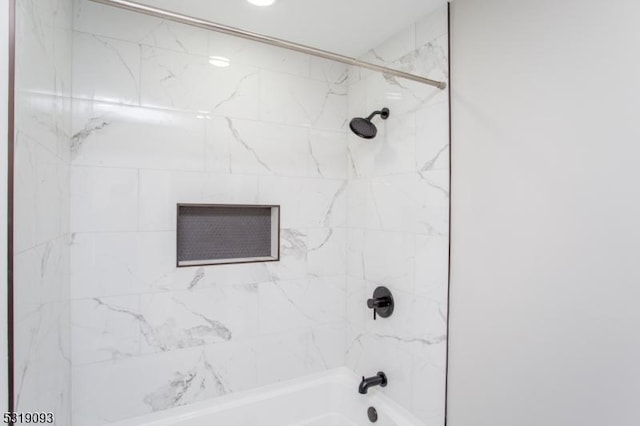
left=1, top=1, right=453, bottom=424
left=345, top=6, right=450, bottom=426
left=69, top=1, right=348, bottom=424
left=13, top=0, right=73, bottom=424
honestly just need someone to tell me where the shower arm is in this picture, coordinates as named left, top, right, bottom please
left=366, top=110, right=385, bottom=120
left=88, top=0, right=447, bottom=90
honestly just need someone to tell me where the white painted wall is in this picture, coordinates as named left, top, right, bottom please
left=448, top=1, right=640, bottom=425
left=0, top=0, right=9, bottom=411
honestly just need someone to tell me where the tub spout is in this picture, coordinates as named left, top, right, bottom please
left=358, top=372, right=387, bottom=394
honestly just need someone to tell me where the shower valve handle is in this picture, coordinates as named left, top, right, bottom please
left=367, top=297, right=390, bottom=320
left=367, top=297, right=390, bottom=308
left=366, top=287, right=394, bottom=320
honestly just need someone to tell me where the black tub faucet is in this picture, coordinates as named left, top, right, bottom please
left=358, top=372, right=388, bottom=394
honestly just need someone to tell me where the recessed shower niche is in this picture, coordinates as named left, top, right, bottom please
left=176, top=204, right=280, bottom=266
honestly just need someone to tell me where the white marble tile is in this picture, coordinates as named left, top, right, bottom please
left=137, top=21, right=208, bottom=56
left=70, top=230, right=276, bottom=299
left=202, top=340, right=258, bottom=395
left=307, top=324, right=347, bottom=370
left=138, top=285, right=259, bottom=352
left=253, top=330, right=311, bottom=387
left=344, top=11, right=450, bottom=423
left=70, top=166, right=138, bottom=233
left=71, top=100, right=206, bottom=171
left=415, top=235, right=449, bottom=297
left=345, top=328, right=413, bottom=406
left=363, top=286, right=418, bottom=341
left=15, top=92, right=71, bottom=162
left=70, top=232, right=150, bottom=299
left=308, top=276, right=347, bottom=325
left=345, top=82, right=366, bottom=178
left=260, top=70, right=347, bottom=130
left=347, top=76, right=367, bottom=121
left=13, top=132, right=69, bottom=252
left=74, top=0, right=208, bottom=55
left=347, top=64, right=365, bottom=87
left=258, top=177, right=347, bottom=229
left=373, top=173, right=449, bottom=230
left=52, top=23, right=74, bottom=95
left=348, top=112, right=416, bottom=178
left=414, top=33, right=449, bottom=83
left=309, top=57, right=349, bottom=85
left=361, top=230, right=415, bottom=293
left=138, top=170, right=207, bottom=232
left=196, top=263, right=272, bottom=291
left=348, top=174, right=448, bottom=234
left=415, top=6, right=448, bottom=48
left=416, top=101, right=449, bottom=172
left=346, top=228, right=366, bottom=279
left=381, top=112, right=417, bottom=174
left=60, top=6, right=451, bottom=426
left=258, top=277, right=346, bottom=335
left=361, top=24, right=416, bottom=71
left=14, top=236, right=70, bottom=307
left=266, top=229, right=308, bottom=282
left=346, top=180, right=370, bottom=230
left=13, top=301, right=71, bottom=371
left=20, top=0, right=73, bottom=33
left=13, top=301, right=71, bottom=423
left=307, top=228, right=347, bottom=277
left=411, top=349, right=447, bottom=425
left=358, top=284, right=446, bottom=348
left=360, top=16, right=448, bottom=90
left=346, top=277, right=367, bottom=328
left=140, top=46, right=260, bottom=118
left=365, top=72, right=444, bottom=120
left=253, top=326, right=344, bottom=387
left=71, top=296, right=141, bottom=365
left=13, top=1, right=72, bottom=422
left=209, top=31, right=311, bottom=77
left=420, top=205, right=449, bottom=237
left=206, top=116, right=310, bottom=176
left=72, top=347, right=225, bottom=425
left=411, top=295, right=447, bottom=346
left=137, top=169, right=258, bottom=231
left=137, top=252, right=206, bottom=295
left=15, top=1, right=72, bottom=97
left=70, top=231, right=225, bottom=298
left=204, top=118, right=232, bottom=174
left=72, top=32, right=140, bottom=105
left=308, top=129, right=348, bottom=179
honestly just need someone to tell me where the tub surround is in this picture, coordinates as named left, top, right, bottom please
left=13, top=0, right=73, bottom=423
left=70, top=1, right=348, bottom=424
left=12, top=1, right=449, bottom=425
left=345, top=6, right=450, bottom=425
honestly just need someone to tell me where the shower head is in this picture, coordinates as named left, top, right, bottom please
left=349, top=108, right=390, bottom=139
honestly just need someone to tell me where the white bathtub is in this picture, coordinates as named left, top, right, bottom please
left=109, top=367, right=424, bottom=426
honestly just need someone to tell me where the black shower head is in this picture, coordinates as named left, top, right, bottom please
left=349, top=108, right=390, bottom=139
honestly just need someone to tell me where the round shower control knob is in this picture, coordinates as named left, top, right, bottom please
left=366, top=286, right=394, bottom=320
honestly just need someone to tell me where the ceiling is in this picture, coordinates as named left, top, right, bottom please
left=133, top=0, right=446, bottom=57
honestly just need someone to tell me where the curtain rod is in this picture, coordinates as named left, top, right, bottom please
left=88, top=0, right=447, bottom=90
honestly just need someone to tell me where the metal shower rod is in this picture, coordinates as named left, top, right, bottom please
left=88, top=0, right=447, bottom=90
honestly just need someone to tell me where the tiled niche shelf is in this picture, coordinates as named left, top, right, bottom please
left=176, top=204, right=280, bottom=267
